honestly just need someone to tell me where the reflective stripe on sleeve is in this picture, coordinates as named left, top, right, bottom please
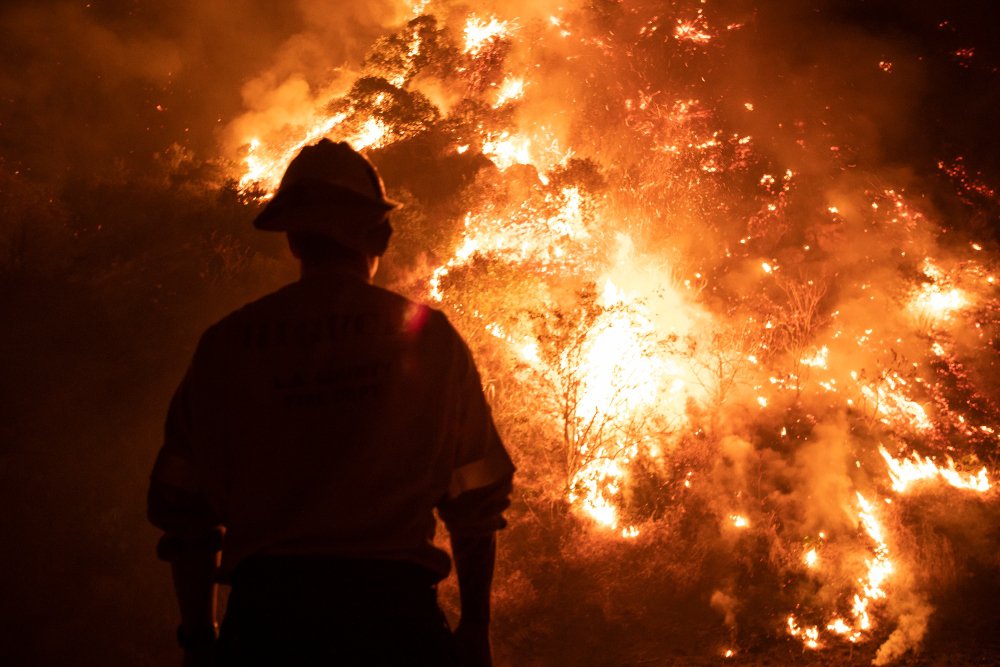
left=448, top=445, right=515, bottom=498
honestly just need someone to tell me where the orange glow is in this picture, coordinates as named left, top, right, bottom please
left=225, top=6, right=999, bottom=658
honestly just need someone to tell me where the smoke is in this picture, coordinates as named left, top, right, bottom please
left=791, top=417, right=856, bottom=532
left=710, top=588, right=738, bottom=632
left=873, top=586, right=934, bottom=664
left=0, top=0, right=405, bottom=181
left=221, top=0, right=409, bottom=157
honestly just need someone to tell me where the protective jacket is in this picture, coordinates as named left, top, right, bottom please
left=148, top=266, right=514, bottom=581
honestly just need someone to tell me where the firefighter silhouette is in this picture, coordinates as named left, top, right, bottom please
left=149, top=139, right=514, bottom=666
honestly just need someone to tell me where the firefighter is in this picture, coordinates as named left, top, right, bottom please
left=148, top=139, right=515, bottom=666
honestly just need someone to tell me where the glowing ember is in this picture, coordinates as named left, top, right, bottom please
left=787, top=616, right=821, bottom=650
left=800, top=346, right=829, bottom=369
left=674, top=13, right=712, bottom=44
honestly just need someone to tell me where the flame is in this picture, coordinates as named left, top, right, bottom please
left=480, top=128, right=568, bottom=174
left=858, top=371, right=934, bottom=433
left=880, top=446, right=991, bottom=493
left=481, top=131, right=533, bottom=170
left=351, top=117, right=389, bottom=151
left=788, top=493, right=892, bottom=648
left=908, top=259, right=970, bottom=324
left=238, top=111, right=349, bottom=193
left=463, top=15, right=512, bottom=55
left=494, top=76, right=526, bottom=108
left=787, top=616, right=821, bottom=650
left=564, top=279, right=679, bottom=528
left=800, top=346, right=829, bottom=369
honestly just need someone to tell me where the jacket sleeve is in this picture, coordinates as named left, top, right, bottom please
left=438, top=475, right=513, bottom=535
left=148, top=356, right=223, bottom=561
left=445, top=333, right=516, bottom=494
left=437, top=329, right=515, bottom=534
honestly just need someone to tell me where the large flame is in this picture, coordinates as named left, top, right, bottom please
left=229, top=0, right=998, bottom=660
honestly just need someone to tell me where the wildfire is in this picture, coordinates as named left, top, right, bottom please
left=228, top=2, right=999, bottom=661
left=910, top=282, right=968, bottom=324
left=480, top=131, right=533, bottom=170
left=493, top=76, right=526, bottom=108
left=788, top=493, right=893, bottom=648
left=880, top=446, right=991, bottom=493
left=787, top=616, right=821, bottom=650
left=800, top=346, right=829, bottom=369
left=463, top=15, right=512, bottom=55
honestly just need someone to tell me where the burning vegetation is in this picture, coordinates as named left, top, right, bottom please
left=2, top=0, right=998, bottom=665
left=221, top=0, right=1000, bottom=663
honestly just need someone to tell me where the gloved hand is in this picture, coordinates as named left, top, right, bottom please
left=178, top=624, right=218, bottom=667
left=454, top=619, right=491, bottom=667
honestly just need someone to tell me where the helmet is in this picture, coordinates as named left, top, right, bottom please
left=252, top=139, right=400, bottom=256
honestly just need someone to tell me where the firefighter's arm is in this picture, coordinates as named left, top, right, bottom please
left=452, top=530, right=496, bottom=624
left=439, top=476, right=513, bottom=667
left=149, top=360, right=223, bottom=661
left=170, top=542, right=219, bottom=647
left=149, top=478, right=224, bottom=657
left=437, top=320, right=516, bottom=664
left=452, top=532, right=496, bottom=667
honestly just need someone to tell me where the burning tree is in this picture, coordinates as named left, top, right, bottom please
left=226, top=1, right=999, bottom=663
